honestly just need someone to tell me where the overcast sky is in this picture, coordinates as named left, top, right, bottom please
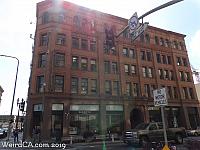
left=0, top=0, right=200, bottom=115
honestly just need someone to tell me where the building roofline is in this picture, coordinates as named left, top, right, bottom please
left=37, top=0, right=186, bottom=37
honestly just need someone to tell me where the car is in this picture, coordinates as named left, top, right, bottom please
left=123, top=122, right=187, bottom=147
left=0, top=128, right=7, bottom=138
left=187, top=126, right=200, bottom=136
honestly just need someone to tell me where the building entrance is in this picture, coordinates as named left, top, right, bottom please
left=130, top=108, right=144, bottom=128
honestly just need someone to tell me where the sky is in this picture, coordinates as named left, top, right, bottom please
left=0, top=0, right=200, bottom=115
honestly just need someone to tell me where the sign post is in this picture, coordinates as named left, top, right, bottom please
left=153, top=88, right=169, bottom=149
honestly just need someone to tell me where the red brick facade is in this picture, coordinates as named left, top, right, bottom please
left=25, top=0, right=200, bottom=141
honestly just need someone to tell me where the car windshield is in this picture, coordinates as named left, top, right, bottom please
left=134, top=123, right=149, bottom=130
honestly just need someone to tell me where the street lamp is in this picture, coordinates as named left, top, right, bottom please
left=16, top=98, right=25, bottom=129
left=0, top=54, right=19, bottom=140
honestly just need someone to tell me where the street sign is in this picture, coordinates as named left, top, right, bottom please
left=153, top=88, right=168, bottom=107
left=130, top=22, right=148, bottom=41
left=128, top=12, right=139, bottom=33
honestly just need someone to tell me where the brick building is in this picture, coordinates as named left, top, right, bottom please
left=25, top=0, right=200, bottom=140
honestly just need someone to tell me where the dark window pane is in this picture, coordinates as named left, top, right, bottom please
left=72, top=56, right=79, bottom=69
left=38, top=53, right=46, bottom=68
left=104, top=61, right=110, bottom=74
left=37, top=75, right=44, bottom=93
left=55, top=75, right=64, bottom=92
left=71, top=77, right=78, bottom=94
left=91, top=79, right=97, bottom=94
left=81, top=78, right=88, bottom=95
left=72, top=37, right=79, bottom=49
left=40, top=33, right=48, bottom=46
left=56, top=34, right=66, bottom=45
left=105, top=80, right=112, bottom=95
left=55, top=53, right=65, bottom=67
left=113, top=81, right=119, bottom=96
left=81, top=39, right=88, bottom=50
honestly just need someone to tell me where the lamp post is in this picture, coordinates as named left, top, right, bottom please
left=0, top=54, right=19, bottom=140
left=16, top=98, right=25, bottom=129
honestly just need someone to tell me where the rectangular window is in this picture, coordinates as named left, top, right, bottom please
left=36, top=75, right=44, bottom=93
left=162, top=55, right=167, bottom=64
left=182, top=87, right=188, bottom=99
left=182, top=58, right=188, bottom=67
left=126, top=82, right=132, bottom=96
left=113, top=81, right=119, bottom=96
left=155, top=36, right=159, bottom=45
left=104, top=43, right=109, bottom=54
left=174, top=41, right=178, bottom=49
left=140, top=50, right=146, bottom=60
left=167, top=56, right=171, bottom=64
left=129, top=49, right=136, bottom=59
left=146, top=51, right=152, bottom=61
left=110, top=47, right=116, bottom=55
left=104, top=61, right=110, bottom=74
left=145, top=34, right=150, bottom=44
left=55, top=75, right=64, bottom=92
left=156, top=53, right=161, bottom=63
left=150, top=85, right=156, bottom=97
left=169, top=71, right=174, bottom=80
left=142, top=67, right=147, bottom=77
left=40, top=33, right=48, bottom=46
left=148, top=68, right=153, bottom=78
left=81, top=58, right=88, bottom=71
left=71, top=77, right=78, bottom=94
left=72, top=56, right=79, bottom=69
left=72, top=37, right=79, bottom=49
left=133, top=83, right=139, bottom=97
left=91, top=79, right=97, bottom=94
left=164, top=70, right=169, bottom=80
left=185, top=72, right=191, bottom=82
left=122, top=48, right=129, bottom=57
left=90, top=41, right=96, bottom=51
left=54, top=53, right=65, bottom=67
left=173, top=87, right=178, bottom=99
left=112, top=62, right=118, bottom=74
left=180, top=42, right=185, bottom=50
left=177, top=57, right=182, bottom=66
left=81, top=78, right=88, bottom=95
left=167, top=86, right=172, bottom=99
left=56, top=34, right=66, bottom=45
left=124, top=64, right=130, bottom=75
left=189, top=88, right=194, bottom=99
left=131, top=65, right=136, bottom=75
left=81, top=39, right=88, bottom=50
left=144, top=84, right=151, bottom=97
left=42, top=12, right=49, bottom=24
left=90, top=59, right=97, bottom=72
left=158, top=69, right=164, bottom=79
left=179, top=71, right=185, bottom=81
left=105, top=80, right=112, bottom=95
left=160, top=38, right=164, bottom=46
left=38, top=53, right=46, bottom=68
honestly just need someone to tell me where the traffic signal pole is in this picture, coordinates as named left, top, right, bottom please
left=116, top=0, right=184, bottom=38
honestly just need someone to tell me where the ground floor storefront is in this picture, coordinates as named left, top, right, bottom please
left=24, top=99, right=200, bottom=141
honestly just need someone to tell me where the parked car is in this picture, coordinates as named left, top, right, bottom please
left=187, top=126, right=200, bottom=136
left=123, top=122, right=187, bottom=147
left=0, top=128, right=7, bottom=138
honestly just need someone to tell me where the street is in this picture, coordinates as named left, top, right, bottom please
left=0, top=135, right=195, bottom=150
